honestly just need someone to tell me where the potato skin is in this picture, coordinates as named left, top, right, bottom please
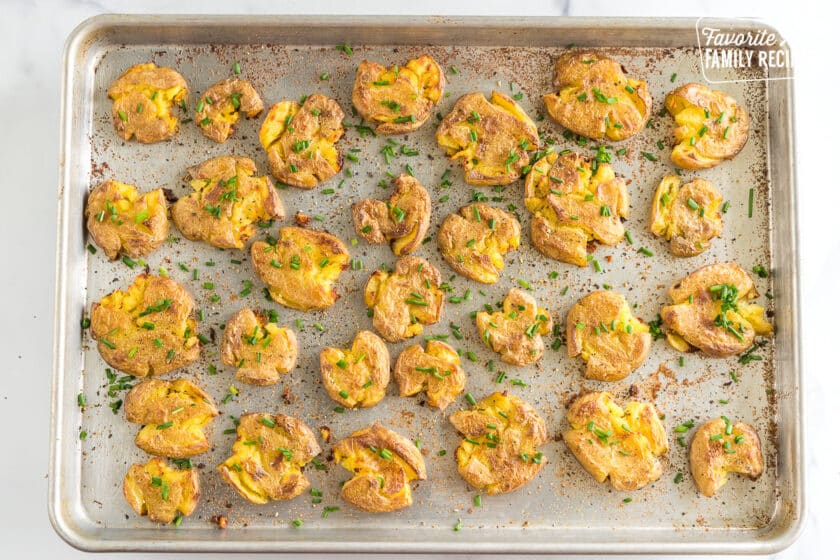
left=689, top=417, right=763, bottom=497
left=320, top=330, right=390, bottom=408
left=123, top=457, right=200, bottom=523
left=650, top=176, right=723, bottom=257
left=220, top=308, right=298, bottom=386
left=107, top=63, right=188, bottom=143
left=195, top=78, right=264, bottom=143
left=393, top=340, right=465, bottom=411
left=352, top=174, right=431, bottom=256
left=476, top=288, right=552, bottom=366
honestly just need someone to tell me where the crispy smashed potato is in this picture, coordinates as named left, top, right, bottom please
left=566, top=290, right=652, bottom=382
left=123, top=457, right=199, bottom=524
left=449, top=392, right=548, bottom=495
left=352, top=55, right=444, bottom=134
left=437, top=202, right=520, bottom=284
left=218, top=413, right=321, bottom=504
left=476, top=288, right=552, bottom=366
left=195, top=78, right=264, bottom=143
left=661, top=263, right=773, bottom=357
left=251, top=226, right=350, bottom=311
left=124, top=378, right=219, bottom=458
left=352, top=174, right=431, bottom=256
left=665, top=83, right=750, bottom=169
left=320, top=330, right=390, bottom=408
left=333, top=424, right=427, bottom=512
left=650, top=175, right=723, bottom=257
left=690, top=417, right=764, bottom=497
left=563, top=392, right=668, bottom=491
left=436, top=91, right=539, bottom=185
left=543, top=51, right=651, bottom=140
left=524, top=151, right=629, bottom=266
left=364, top=256, right=444, bottom=342
left=85, top=179, right=168, bottom=260
left=90, top=274, right=200, bottom=377
left=393, top=339, right=465, bottom=411
left=107, top=63, right=188, bottom=143
left=259, top=94, right=345, bottom=188
left=220, top=308, right=298, bottom=386
left=171, top=155, right=285, bottom=249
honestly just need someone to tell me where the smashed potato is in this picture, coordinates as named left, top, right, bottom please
left=650, top=175, right=723, bottom=257
left=436, top=91, right=539, bottom=185
left=563, top=392, right=668, bottom=491
left=218, top=413, right=321, bottom=504
left=333, top=424, right=427, bottom=512
left=123, top=457, right=199, bottom=523
left=251, top=226, right=350, bottom=311
left=665, top=83, right=750, bottom=169
left=195, top=78, right=264, bottom=143
left=220, top=308, right=298, bottom=386
left=437, top=202, right=520, bottom=284
left=690, top=417, right=764, bottom=497
left=661, top=263, right=773, bottom=357
left=566, top=290, right=651, bottom=382
left=393, top=339, right=466, bottom=411
left=171, top=155, right=285, bottom=249
left=476, top=288, right=552, bottom=366
left=524, top=151, right=629, bottom=266
left=90, top=274, right=200, bottom=377
left=107, top=63, right=188, bottom=143
left=352, top=174, right=431, bottom=256
left=352, top=55, right=444, bottom=134
left=85, top=179, right=168, bottom=260
left=449, top=392, right=548, bottom=495
left=364, top=256, right=444, bottom=342
left=320, top=330, right=390, bottom=408
left=543, top=51, right=652, bottom=141
left=259, top=94, right=345, bottom=188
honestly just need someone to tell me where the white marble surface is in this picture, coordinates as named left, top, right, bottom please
left=0, top=0, right=834, bottom=558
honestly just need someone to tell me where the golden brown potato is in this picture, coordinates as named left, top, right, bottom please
left=650, top=175, right=723, bottom=257
left=259, top=94, right=345, bottom=188
left=543, top=51, right=652, bottom=141
left=524, top=151, right=629, bottom=267
left=690, top=417, right=764, bottom=497
left=171, top=155, right=285, bottom=249
left=563, top=392, right=668, bottom=491
left=352, top=174, right=431, bottom=256
left=194, top=78, right=264, bottom=143
left=665, top=83, right=750, bottom=169
left=218, top=413, right=321, bottom=504
left=363, top=256, right=444, bottom=342
left=352, top=55, right=444, bottom=134
left=333, top=423, right=426, bottom=512
left=123, top=457, right=200, bottom=523
left=476, top=288, right=552, bottom=366
left=437, top=202, right=520, bottom=284
left=107, top=63, right=188, bottom=143
left=251, top=226, right=350, bottom=311
left=90, top=274, right=200, bottom=377
left=449, top=392, right=548, bottom=495
left=436, top=91, right=539, bottom=185
left=661, top=263, right=773, bottom=357
left=220, top=308, right=298, bottom=386
left=566, top=290, right=652, bottom=382
left=85, top=179, right=168, bottom=260
left=393, top=339, right=465, bottom=411
left=124, top=378, right=219, bottom=458
left=320, top=330, right=390, bottom=408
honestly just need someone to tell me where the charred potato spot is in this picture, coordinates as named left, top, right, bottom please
left=259, top=94, right=345, bottom=189
left=449, top=392, right=548, bottom=495
left=566, top=290, right=652, bottom=382
left=352, top=174, right=431, bottom=256
left=543, top=52, right=652, bottom=141
left=123, top=457, right=199, bottom=523
left=689, top=417, right=764, bottom=497
left=333, top=424, right=426, bottom=512
left=85, top=179, right=168, bottom=260
left=171, top=156, right=285, bottom=249
left=476, top=288, right=552, bottom=366
left=251, top=226, right=350, bottom=311
left=665, top=83, right=750, bottom=169
left=107, top=63, right=188, bottom=143
left=218, top=413, right=321, bottom=504
left=90, top=274, right=200, bottom=377
left=563, top=392, right=668, bottom=491
left=650, top=176, right=723, bottom=256
left=437, top=202, right=521, bottom=284
left=436, top=91, right=539, bottom=185
left=195, top=78, right=264, bottom=143
left=364, top=256, right=444, bottom=342
left=220, top=308, right=298, bottom=386
left=320, top=330, right=390, bottom=408
left=393, top=340, right=466, bottom=411
left=352, top=55, right=444, bottom=134
left=661, top=263, right=773, bottom=358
